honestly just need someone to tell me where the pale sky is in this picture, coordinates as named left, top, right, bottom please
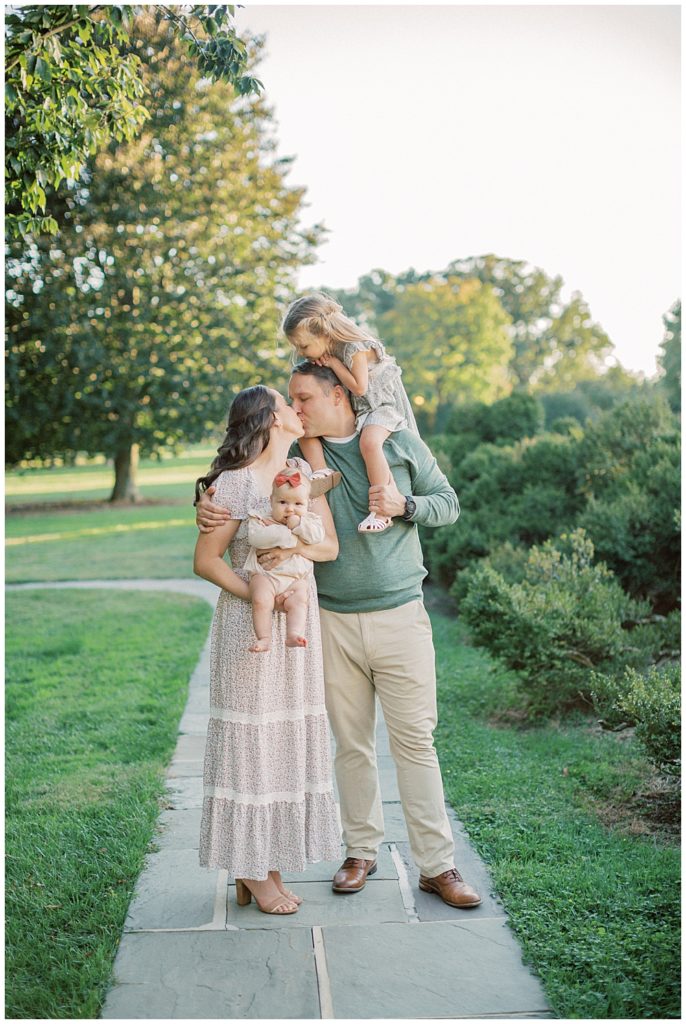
left=236, top=3, right=681, bottom=377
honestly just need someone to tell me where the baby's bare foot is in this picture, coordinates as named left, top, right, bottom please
left=286, top=635, right=307, bottom=648
left=249, top=638, right=271, bottom=653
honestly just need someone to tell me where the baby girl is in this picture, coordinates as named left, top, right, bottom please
left=244, top=467, right=325, bottom=653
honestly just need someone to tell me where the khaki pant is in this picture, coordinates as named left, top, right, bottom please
left=319, top=599, right=455, bottom=877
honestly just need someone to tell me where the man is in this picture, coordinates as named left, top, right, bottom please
left=196, top=361, right=480, bottom=908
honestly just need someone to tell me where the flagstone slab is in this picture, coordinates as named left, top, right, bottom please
left=101, top=929, right=319, bottom=1019
left=179, top=685, right=210, bottom=714
left=165, top=775, right=203, bottom=810
left=153, top=808, right=203, bottom=850
left=225, top=879, right=408, bottom=930
left=376, top=754, right=401, bottom=800
left=375, top=717, right=392, bottom=755
left=167, top=761, right=204, bottom=779
left=124, top=849, right=222, bottom=931
left=395, top=838, right=505, bottom=922
left=188, top=642, right=211, bottom=685
left=168, top=735, right=206, bottom=777
left=177, top=711, right=210, bottom=735
left=378, top=801, right=410, bottom=841
left=322, top=920, right=549, bottom=1018
left=281, top=844, right=397, bottom=883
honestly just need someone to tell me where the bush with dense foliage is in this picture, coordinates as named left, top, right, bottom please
left=424, top=430, right=584, bottom=590
left=459, top=530, right=651, bottom=713
left=436, top=392, right=545, bottom=469
left=592, top=664, right=681, bottom=776
left=426, top=394, right=680, bottom=616
left=573, top=398, right=680, bottom=610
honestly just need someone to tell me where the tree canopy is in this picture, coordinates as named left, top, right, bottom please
left=378, top=276, right=513, bottom=429
left=5, top=4, right=262, bottom=239
left=6, top=14, right=319, bottom=499
left=324, top=255, right=614, bottom=399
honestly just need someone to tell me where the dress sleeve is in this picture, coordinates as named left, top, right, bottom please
left=210, top=468, right=252, bottom=519
left=338, top=340, right=365, bottom=371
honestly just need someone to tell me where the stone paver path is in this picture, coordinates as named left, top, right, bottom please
left=9, top=579, right=553, bottom=1019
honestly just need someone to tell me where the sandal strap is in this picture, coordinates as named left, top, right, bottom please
left=256, top=893, right=298, bottom=914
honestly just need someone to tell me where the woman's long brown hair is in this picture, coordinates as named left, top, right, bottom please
left=194, top=385, right=276, bottom=503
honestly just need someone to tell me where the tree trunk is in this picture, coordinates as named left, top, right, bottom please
left=110, top=443, right=141, bottom=503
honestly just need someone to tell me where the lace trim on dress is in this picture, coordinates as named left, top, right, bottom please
left=209, top=703, right=328, bottom=725
left=204, top=780, right=335, bottom=806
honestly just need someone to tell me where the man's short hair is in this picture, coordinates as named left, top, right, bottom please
left=290, top=359, right=350, bottom=397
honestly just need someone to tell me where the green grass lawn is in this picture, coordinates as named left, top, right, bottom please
left=5, top=588, right=212, bottom=1019
left=6, top=447, right=215, bottom=505
left=6, top=504, right=198, bottom=582
left=432, top=612, right=680, bottom=1020
left=6, top=450, right=213, bottom=582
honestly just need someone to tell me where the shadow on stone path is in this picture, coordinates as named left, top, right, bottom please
left=8, top=579, right=553, bottom=1019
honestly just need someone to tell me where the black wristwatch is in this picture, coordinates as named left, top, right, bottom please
left=402, top=495, right=417, bottom=521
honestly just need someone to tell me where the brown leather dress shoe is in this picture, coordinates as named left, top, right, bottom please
left=418, top=867, right=481, bottom=908
left=332, top=857, right=377, bottom=893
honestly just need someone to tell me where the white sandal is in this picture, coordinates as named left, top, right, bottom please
left=358, top=512, right=393, bottom=534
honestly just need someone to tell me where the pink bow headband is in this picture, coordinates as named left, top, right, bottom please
left=274, top=471, right=302, bottom=489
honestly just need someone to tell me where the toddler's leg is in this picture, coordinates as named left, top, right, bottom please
left=298, top=436, right=327, bottom=473
left=283, top=579, right=310, bottom=648
left=359, top=424, right=392, bottom=486
left=249, top=574, right=277, bottom=652
left=358, top=425, right=393, bottom=534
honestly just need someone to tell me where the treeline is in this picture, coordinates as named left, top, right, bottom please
left=324, top=258, right=641, bottom=433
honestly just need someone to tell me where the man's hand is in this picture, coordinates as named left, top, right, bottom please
left=196, top=484, right=232, bottom=534
left=368, top=479, right=406, bottom=518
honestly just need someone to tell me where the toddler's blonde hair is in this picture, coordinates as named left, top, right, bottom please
left=282, top=291, right=377, bottom=349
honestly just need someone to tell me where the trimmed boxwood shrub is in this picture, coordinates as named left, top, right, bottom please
left=459, top=530, right=650, bottom=714
left=593, top=664, right=681, bottom=777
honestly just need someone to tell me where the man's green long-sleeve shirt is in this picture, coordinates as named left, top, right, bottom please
left=292, top=430, right=459, bottom=614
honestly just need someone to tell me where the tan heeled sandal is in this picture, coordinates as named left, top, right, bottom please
left=268, top=870, right=303, bottom=905
left=281, top=889, right=303, bottom=905
left=235, top=878, right=299, bottom=915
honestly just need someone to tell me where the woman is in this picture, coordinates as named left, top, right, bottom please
left=193, top=385, right=341, bottom=915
